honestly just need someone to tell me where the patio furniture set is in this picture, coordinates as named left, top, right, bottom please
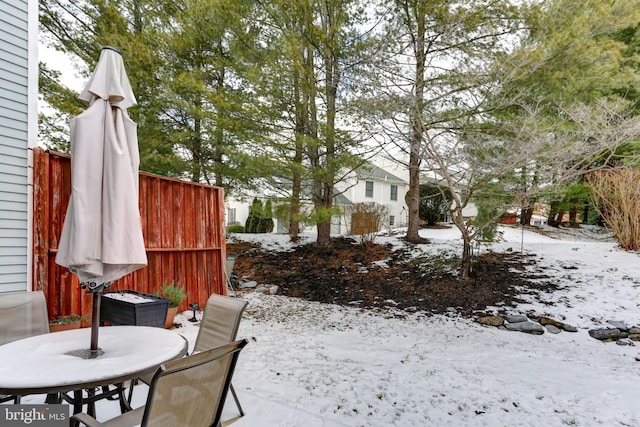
left=0, top=290, right=248, bottom=427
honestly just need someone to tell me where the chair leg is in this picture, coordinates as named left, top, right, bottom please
left=227, top=277, right=238, bottom=297
left=45, top=393, right=60, bottom=404
left=229, top=383, right=244, bottom=417
left=127, top=378, right=137, bottom=405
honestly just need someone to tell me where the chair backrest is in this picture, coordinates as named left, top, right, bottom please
left=0, top=291, right=49, bottom=345
left=193, top=294, right=247, bottom=353
left=225, top=254, right=237, bottom=276
left=225, top=254, right=237, bottom=285
left=142, top=339, right=248, bottom=427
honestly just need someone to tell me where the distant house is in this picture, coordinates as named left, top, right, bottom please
left=334, top=163, right=409, bottom=233
left=0, top=0, right=38, bottom=293
left=226, top=163, right=410, bottom=235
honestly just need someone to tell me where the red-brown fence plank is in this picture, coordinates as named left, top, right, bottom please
left=32, top=147, right=49, bottom=295
left=32, top=148, right=227, bottom=321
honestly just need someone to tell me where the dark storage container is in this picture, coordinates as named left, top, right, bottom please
left=101, top=291, right=170, bottom=328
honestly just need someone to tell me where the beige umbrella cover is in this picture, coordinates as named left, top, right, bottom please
left=56, top=47, right=147, bottom=288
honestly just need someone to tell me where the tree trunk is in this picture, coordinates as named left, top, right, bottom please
left=191, top=101, right=202, bottom=183
left=521, top=207, right=533, bottom=226
left=460, top=238, right=473, bottom=279
left=289, top=55, right=305, bottom=242
left=568, top=203, right=579, bottom=227
left=314, top=1, right=341, bottom=247
left=406, top=154, right=421, bottom=240
left=582, top=202, right=590, bottom=226
left=548, top=200, right=560, bottom=227
left=405, top=1, right=425, bottom=242
left=316, top=222, right=332, bottom=246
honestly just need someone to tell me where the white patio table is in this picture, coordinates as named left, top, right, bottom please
left=0, top=326, right=187, bottom=416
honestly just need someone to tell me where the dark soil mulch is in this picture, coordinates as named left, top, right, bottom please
left=229, top=236, right=557, bottom=317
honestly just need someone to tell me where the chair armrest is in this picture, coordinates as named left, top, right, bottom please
left=70, top=412, right=101, bottom=427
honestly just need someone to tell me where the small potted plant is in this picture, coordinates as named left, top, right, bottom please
left=49, top=314, right=87, bottom=333
left=159, top=281, right=187, bottom=328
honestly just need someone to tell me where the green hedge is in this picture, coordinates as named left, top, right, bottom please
left=227, top=225, right=245, bottom=233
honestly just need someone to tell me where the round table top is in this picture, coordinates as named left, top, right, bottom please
left=0, top=326, right=188, bottom=394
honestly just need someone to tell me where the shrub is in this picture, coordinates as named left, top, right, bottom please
left=227, top=225, right=245, bottom=233
left=245, top=198, right=274, bottom=233
left=406, top=184, right=452, bottom=225
left=260, top=200, right=275, bottom=233
left=245, top=198, right=262, bottom=233
left=159, top=281, right=187, bottom=308
left=588, top=168, right=640, bottom=250
left=49, top=314, right=87, bottom=325
left=344, top=202, right=389, bottom=246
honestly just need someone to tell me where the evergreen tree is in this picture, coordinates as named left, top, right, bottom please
left=245, top=198, right=263, bottom=233
left=39, top=0, right=269, bottom=187
left=261, top=200, right=275, bottom=233
left=419, top=185, right=452, bottom=226
left=40, top=0, right=184, bottom=176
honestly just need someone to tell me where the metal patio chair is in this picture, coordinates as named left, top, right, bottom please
left=193, top=293, right=248, bottom=417
left=225, top=253, right=238, bottom=296
left=128, top=293, right=248, bottom=418
left=0, top=290, right=50, bottom=403
left=71, top=339, right=248, bottom=427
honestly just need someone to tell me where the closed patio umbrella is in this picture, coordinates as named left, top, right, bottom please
left=56, top=46, right=147, bottom=356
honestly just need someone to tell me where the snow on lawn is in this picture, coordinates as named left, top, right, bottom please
left=23, top=225, right=640, bottom=426
left=215, top=225, right=640, bottom=426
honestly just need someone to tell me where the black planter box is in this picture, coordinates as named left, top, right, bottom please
left=100, top=291, right=170, bottom=328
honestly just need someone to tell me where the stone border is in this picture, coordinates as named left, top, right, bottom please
left=477, top=314, right=639, bottom=346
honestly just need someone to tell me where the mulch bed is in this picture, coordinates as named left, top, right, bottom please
left=229, top=236, right=557, bottom=317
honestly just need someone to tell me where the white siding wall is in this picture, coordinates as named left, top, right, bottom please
left=226, top=168, right=410, bottom=236
left=342, top=178, right=409, bottom=231
left=0, top=0, right=37, bottom=292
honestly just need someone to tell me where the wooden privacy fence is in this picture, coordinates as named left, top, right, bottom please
left=32, top=148, right=227, bottom=323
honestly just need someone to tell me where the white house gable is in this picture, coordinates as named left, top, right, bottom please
left=226, top=163, right=410, bottom=235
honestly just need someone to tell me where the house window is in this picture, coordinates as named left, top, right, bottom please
left=389, top=215, right=395, bottom=226
left=390, top=185, right=398, bottom=201
left=227, top=208, right=236, bottom=224
left=365, top=181, right=374, bottom=198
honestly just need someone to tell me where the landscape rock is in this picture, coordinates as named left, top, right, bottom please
left=607, top=321, right=628, bottom=331
left=628, top=327, right=640, bottom=334
left=505, top=314, right=528, bottom=323
left=616, top=338, right=635, bottom=346
left=628, top=334, right=640, bottom=341
left=269, top=285, right=279, bottom=295
left=240, top=280, right=258, bottom=289
left=588, top=328, right=627, bottom=341
left=504, top=321, right=545, bottom=335
left=560, top=323, right=578, bottom=333
left=539, top=317, right=563, bottom=328
left=477, top=316, right=504, bottom=327
left=539, top=316, right=578, bottom=332
left=545, top=324, right=562, bottom=334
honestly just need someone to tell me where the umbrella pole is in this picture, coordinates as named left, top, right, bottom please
left=90, top=291, right=101, bottom=353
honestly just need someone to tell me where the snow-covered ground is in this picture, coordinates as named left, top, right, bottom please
left=23, top=225, right=640, bottom=426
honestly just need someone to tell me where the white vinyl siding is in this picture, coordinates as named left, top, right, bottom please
left=0, top=0, right=36, bottom=292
